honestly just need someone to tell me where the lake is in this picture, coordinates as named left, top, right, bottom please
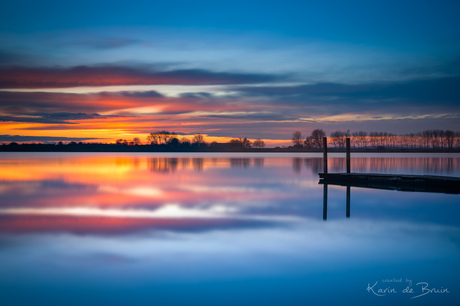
left=0, top=152, right=459, bottom=306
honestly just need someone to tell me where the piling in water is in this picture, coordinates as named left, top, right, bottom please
left=346, top=138, right=351, bottom=173
left=323, top=137, right=328, bottom=174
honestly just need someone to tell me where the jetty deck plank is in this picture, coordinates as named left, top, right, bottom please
left=318, top=173, right=460, bottom=194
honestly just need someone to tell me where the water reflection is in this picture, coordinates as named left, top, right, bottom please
left=0, top=153, right=459, bottom=233
left=346, top=185, right=351, bottom=218
left=293, top=157, right=302, bottom=173
left=230, top=158, right=251, bottom=168
left=322, top=184, right=351, bottom=220
left=146, top=157, right=262, bottom=173
left=299, top=155, right=459, bottom=176
left=148, top=157, right=179, bottom=172
left=143, top=155, right=460, bottom=175
left=323, top=184, right=328, bottom=220
left=0, top=153, right=459, bottom=306
left=193, top=157, right=204, bottom=171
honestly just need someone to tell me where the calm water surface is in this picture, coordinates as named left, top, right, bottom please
left=0, top=152, right=459, bottom=306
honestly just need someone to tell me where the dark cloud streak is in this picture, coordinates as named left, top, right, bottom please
left=0, top=112, right=121, bottom=124
left=233, top=76, right=460, bottom=103
left=0, top=135, right=102, bottom=142
left=98, top=90, right=164, bottom=98
left=0, top=65, right=284, bottom=88
left=230, top=76, right=460, bottom=114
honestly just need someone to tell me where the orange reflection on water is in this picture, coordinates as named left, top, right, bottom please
left=0, top=154, right=301, bottom=235
left=2, top=153, right=459, bottom=235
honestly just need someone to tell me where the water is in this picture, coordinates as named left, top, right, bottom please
left=0, top=152, right=459, bottom=306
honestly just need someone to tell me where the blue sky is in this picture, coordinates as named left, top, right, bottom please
left=0, top=0, right=459, bottom=144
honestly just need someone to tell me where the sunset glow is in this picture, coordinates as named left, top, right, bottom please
left=1, top=1, right=459, bottom=145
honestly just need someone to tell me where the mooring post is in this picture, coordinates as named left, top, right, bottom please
left=323, top=137, right=328, bottom=174
left=346, top=137, right=351, bottom=174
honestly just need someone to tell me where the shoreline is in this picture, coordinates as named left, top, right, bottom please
left=1, top=145, right=460, bottom=154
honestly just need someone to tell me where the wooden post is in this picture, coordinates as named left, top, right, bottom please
left=323, top=137, right=328, bottom=174
left=323, top=184, right=328, bottom=221
left=346, top=186, right=350, bottom=218
left=346, top=137, right=351, bottom=174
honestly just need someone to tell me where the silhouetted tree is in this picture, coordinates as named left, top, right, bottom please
left=147, top=131, right=177, bottom=145
left=352, top=131, right=367, bottom=148
left=180, top=137, right=191, bottom=147
left=311, top=129, right=326, bottom=149
left=192, top=134, right=206, bottom=145
left=229, top=139, right=242, bottom=149
left=132, top=137, right=141, bottom=145
left=229, top=138, right=251, bottom=149
left=292, top=131, right=303, bottom=147
left=330, top=130, right=349, bottom=148
left=455, top=132, right=460, bottom=148
left=446, top=130, right=455, bottom=149
left=240, top=137, right=252, bottom=149
left=253, top=138, right=265, bottom=148
left=116, top=139, right=128, bottom=145
left=169, top=137, right=180, bottom=147
left=304, top=137, right=314, bottom=149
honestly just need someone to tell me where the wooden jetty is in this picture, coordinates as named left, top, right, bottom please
left=319, top=137, right=460, bottom=195
left=319, top=172, right=460, bottom=194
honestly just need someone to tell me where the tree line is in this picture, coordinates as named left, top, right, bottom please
left=97, top=131, right=268, bottom=150
left=292, top=129, right=460, bottom=150
left=3, top=128, right=459, bottom=151
left=141, top=131, right=266, bottom=149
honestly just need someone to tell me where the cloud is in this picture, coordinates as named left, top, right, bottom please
left=0, top=91, right=156, bottom=114
left=0, top=135, right=102, bottom=142
left=312, top=77, right=460, bottom=104
left=0, top=116, right=71, bottom=124
left=234, top=76, right=460, bottom=101
left=201, top=113, right=297, bottom=121
left=98, top=90, right=164, bottom=98
left=0, top=112, right=121, bottom=124
left=41, top=112, right=116, bottom=120
left=37, top=112, right=119, bottom=120
left=230, top=76, right=460, bottom=114
left=1, top=73, right=458, bottom=140
left=0, top=65, right=284, bottom=88
left=179, top=92, right=213, bottom=98
left=0, top=90, right=262, bottom=123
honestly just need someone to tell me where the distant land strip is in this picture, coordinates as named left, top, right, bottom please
left=1, top=143, right=460, bottom=153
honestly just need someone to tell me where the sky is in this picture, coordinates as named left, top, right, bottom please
left=0, top=0, right=459, bottom=146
